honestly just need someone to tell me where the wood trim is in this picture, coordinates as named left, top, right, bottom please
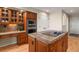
left=24, top=12, right=27, bottom=31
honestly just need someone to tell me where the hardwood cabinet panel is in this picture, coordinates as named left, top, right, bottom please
left=28, top=36, right=36, bottom=52
left=26, top=11, right=37, bottom=20
left=56, top=39, right=63, bottom=52
left=49, top=42, right=57, bottom=52
left=36, top=40, right=48, bottom=52
left=17, top=33, right=27, bottom=45
left=0, top=35, right=10, bottom=39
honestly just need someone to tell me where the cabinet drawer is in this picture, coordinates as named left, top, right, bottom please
left=17, top=33, right=27, bottom=44
left=0, top=35, right=10, bottom=39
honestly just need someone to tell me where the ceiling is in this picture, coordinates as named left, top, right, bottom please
left=33, top=7, right=79, bottom=16
left=13, top=7, right=79, bottom=16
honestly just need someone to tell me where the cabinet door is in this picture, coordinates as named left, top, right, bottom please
left=27, top=11, right=37, bottom=20
left=36, top=39, right=48, bottom=52
left=28, top=36, right=36, bottom=52
left=49, top=42, right=57, bottom=52
left=56, top=39, right=63, bottom=52
left=17, top=33, right=27, bottom=44
left=34, top=13, right=37, bottom=20
left=27, top=12, right=31, bottom=19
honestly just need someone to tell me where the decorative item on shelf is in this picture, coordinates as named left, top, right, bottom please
left=11, top=10, right=17, bottom=17
left=2, top=8, right=8, bottom=17
left=11, top=18, right=17, bottom=23
left=17, top=24, right=24, bottom=31
left=18, top=12, right=24, bottom=23
left=1, top=18, right=9, bottom=23
left=0, top=25, right=7, bottom=32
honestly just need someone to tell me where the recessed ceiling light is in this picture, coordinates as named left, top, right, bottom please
left=20, top=10, right=23, bottom=12
left=46, top=10, right=49, bottom=12
left=70, top=10, right=73, bottom=12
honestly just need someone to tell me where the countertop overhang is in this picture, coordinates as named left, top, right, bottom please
left=0, top=31, right=26, bottom=36
left=28, top=31, right=68, bottom=44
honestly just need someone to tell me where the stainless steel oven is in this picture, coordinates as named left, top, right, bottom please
left=27, top=19, right=37, bottom=33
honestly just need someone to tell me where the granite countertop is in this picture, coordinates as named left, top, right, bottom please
left=28, top=31, right=67, bottom=44
left=0, top=31, right=26, bottom=36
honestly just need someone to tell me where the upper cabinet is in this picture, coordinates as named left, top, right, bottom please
left=10, top=9, right=18, bottom=24
left=0, top=7, right=37, bottom=33
left=18, top=11, right=24, bottom=24
left=0, top=7, right=10, bottom=24
left=0, top=7, right=25, bottom=32
left=26, top=11, right=37, bottom=20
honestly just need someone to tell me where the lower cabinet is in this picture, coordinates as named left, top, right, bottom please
left=49, top=42, right=57, bottom=52
left=55, top=39, right=63, bottom=52
left=28, top=36, right=36, bottom=52
left=36, top=39, right=48, bottom=52
left=49, top=33, right=68, bottom=52
left=17, top=33, right=27, bottom=45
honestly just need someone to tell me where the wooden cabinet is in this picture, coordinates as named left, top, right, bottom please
left=17, top=33, right=27, bottom=45
left=56, top=39, right=63, bottom=52
left=0, top=34, right=17, bottom=39
left=49, top=42, right=57, bottom=52
left=0, top=35, right=10, bottom=39
left=36, top=40, right=48, bottom=52
left=26, top=11, right=37, bottom=20
left=0, top=7, right=25, bottom=33
left=0, top=8, right=10, bottom=24
left=28, top=33, right=68, bottom=52
left=28, top=36, right=36, bottom=52
left=49, top=33, right=68, bottom=52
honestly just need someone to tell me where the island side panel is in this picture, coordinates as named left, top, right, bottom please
left=36, top=39, right=49, bottom=52
left=49, top=33, right=68, bottom=52
left=28, top=36, right=36, bottom=52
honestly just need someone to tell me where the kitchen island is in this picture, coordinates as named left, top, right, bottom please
left=28, top=31, right=68, bottom=52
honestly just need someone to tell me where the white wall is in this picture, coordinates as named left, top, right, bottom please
left=37, top=12, right=49, bottom=32
left=62, top=12, right=69, bottom=32
left=48, top=10, right=69, bottom=32
left=48, top=10, right=62, bottom=31
left=70, top=16, right=79, bottom=34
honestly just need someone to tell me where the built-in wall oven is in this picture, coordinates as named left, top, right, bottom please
left=27, top=19, right=37, bottom=33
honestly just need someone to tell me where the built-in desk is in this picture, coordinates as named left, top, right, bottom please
left=0, top=31, right=27, bottom=45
